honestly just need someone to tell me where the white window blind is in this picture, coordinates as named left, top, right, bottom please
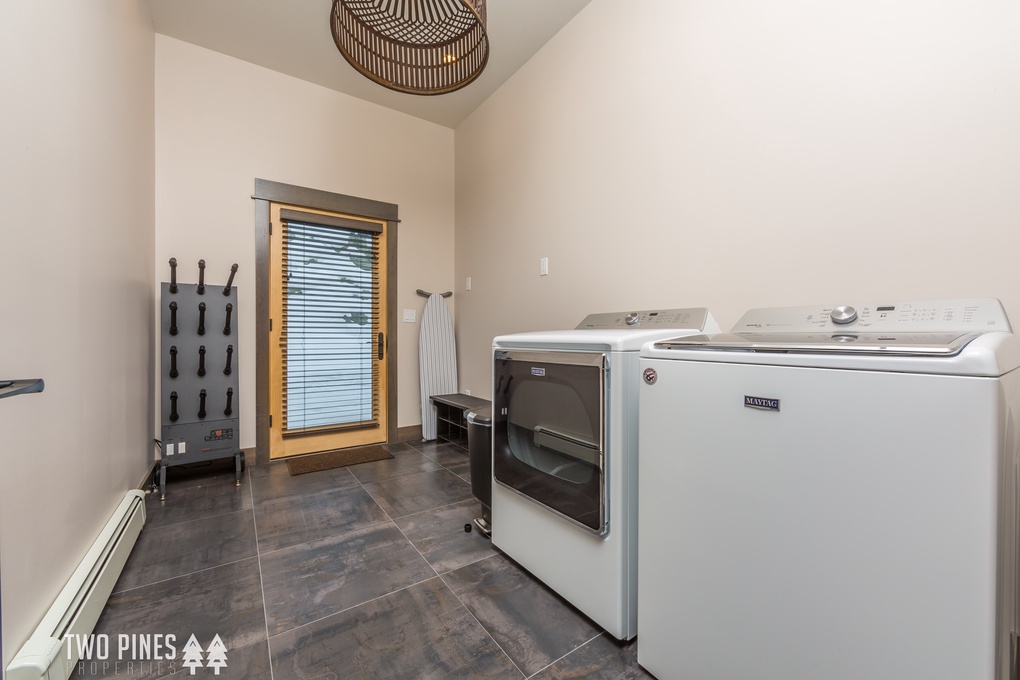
left=279, top=209, right=382, bottom=434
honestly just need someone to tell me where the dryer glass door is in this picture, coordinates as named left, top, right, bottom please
left=493, top=349, right=607, bottom=534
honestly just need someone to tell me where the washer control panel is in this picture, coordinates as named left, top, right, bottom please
left=576, top=308, right=711, bottom=330
left=732, top=298, right=1011, bottom=333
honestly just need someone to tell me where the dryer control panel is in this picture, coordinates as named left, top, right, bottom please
left=732, top=298, right=1012, bottom=334
left=576, top=308, right=712, bottom=330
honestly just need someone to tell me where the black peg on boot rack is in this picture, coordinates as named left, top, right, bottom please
left=169, top=346, right=179, bottom=379
left=197, top=302, right=207, bottom=335
left=169, top=391, right=179, bottom=422
left=197, top=259, right=206, bottom=295
left=224, top=344, right=234, bottom=376
left=168, top=258, right=178, bottom=294
left=223, top=263, right=238, bottom=296
left=169, top=301, right=178, bottom=336
left=197, top=345, right=207, bottom=377
left=198, top=389, right=207, bottom=419
left=224, top=387, right=234, bottom=416
left=223, top=303, right=233, bottom=335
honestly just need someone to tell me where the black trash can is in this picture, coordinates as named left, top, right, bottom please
left=466, top=406, right=492, bottom=536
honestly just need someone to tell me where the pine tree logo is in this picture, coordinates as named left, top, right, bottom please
left=181, top=635, right=205, bottom=675
left=205, top=635, right=228, bottom=675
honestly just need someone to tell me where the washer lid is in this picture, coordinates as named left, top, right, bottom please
left=654, top=331, right=982, bottom=356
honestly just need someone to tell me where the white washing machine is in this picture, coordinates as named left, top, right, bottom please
left=638, top=298, right=1020, bottom=680
left=491, top=307, right=720, bottom=640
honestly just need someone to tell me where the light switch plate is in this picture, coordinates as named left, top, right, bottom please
left=403, top=309, right=416, bottom=323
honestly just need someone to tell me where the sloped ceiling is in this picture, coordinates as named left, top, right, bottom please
left=148, top=0, right=592, bottom=128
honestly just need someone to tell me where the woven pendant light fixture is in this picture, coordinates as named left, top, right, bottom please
left=331, top=0, right=489, bottom=96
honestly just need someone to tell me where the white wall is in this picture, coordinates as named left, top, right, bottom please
left=454, top=0, right=1020, bottom=395
left=155, top=36, right=456, bottom=441
left=0, top=1, right=155, bottom=665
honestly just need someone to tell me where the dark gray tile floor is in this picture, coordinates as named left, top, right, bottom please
left=74, top=438, right=651, bottom=679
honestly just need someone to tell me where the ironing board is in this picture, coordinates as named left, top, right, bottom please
left=418, top=293, right=458, bottom=440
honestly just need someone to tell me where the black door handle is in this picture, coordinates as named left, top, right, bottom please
left=377, top=332, right=384, bottom=360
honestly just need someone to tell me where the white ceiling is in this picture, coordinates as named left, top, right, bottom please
left=147, top=0, right=591, bottom=129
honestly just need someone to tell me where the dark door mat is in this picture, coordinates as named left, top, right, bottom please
left=286, top=445, right=393, bottom=475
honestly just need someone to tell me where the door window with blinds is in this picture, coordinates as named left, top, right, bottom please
left=269, top=203, right=389, bottom=458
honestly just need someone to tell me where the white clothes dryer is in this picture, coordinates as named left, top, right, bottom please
left=492, top=308, right=719, bottom=640
left=638, top=298, right=1020, bottom=680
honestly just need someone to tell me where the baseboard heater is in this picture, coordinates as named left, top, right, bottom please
left=6, top=490, right=146, bottom=680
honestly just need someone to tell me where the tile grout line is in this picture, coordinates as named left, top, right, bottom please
left=345, top=464, right=456, bottom=619
left=256, top=447, right=523, bottom=675
left=144, top=491, right=253, bottom=531
left=136, top=450, right=623, bottom=678
left=353, top=463, right=470, bottom=494
left=265, top=571, right=442, bottom=642
left=417, top=448, right=470, bottom=467
left=436, top=560, right=528, bottom=680
left=523, top=631, right=605, bottom=679
left=346, top=451, right=471, bottom=524
left=110, top=517, right=259, bottom=596
left=249, top=469, right=276, bottom=680
left=349, top=462, right=401, bottom=524
left=381, top=441, right=517, bottom=660
left=351, top=453, right=504, bottom=582
left=387, top=495, right=477, bottom=522
left=254, top=516, right=395, bottom=559
left=390, top=509, right=441, bottom=578
left=412, top=439, right=609, bottom=675
left=258, top=449, right=510, bottom=672
left=257, top=459, right=450, bottom=640
left=351, top=456, right=497, bottom=575
left=254, top=447, right=469, bottom=559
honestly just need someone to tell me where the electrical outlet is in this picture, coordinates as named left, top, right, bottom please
left=403, top=309, right=416, bottom=323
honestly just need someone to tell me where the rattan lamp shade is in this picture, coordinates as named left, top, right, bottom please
left=331, top=0, right=489, bottom=96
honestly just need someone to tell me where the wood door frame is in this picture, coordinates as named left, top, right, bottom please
left=253, top=179, right=399, bottom=466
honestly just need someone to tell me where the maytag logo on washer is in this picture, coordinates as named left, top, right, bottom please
left=531, top=367, right=546, bottom=376
left=744, top=395, right=780, bottom=411
left=642, top=368, right=657, bottom=385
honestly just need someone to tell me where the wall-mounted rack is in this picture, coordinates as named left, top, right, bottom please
left=0, top=379, right=44, bottom=400
left=416, top=288, right=452, bottom=298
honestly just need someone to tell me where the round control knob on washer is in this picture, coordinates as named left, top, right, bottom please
left=625, top=312, right=640, bottom=326
left=830, top=305, right=858, bottom=325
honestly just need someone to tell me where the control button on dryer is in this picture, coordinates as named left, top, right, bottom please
left=625, top=312, right=641, bottom=326
left=830, top=305, right=858, bottom=325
